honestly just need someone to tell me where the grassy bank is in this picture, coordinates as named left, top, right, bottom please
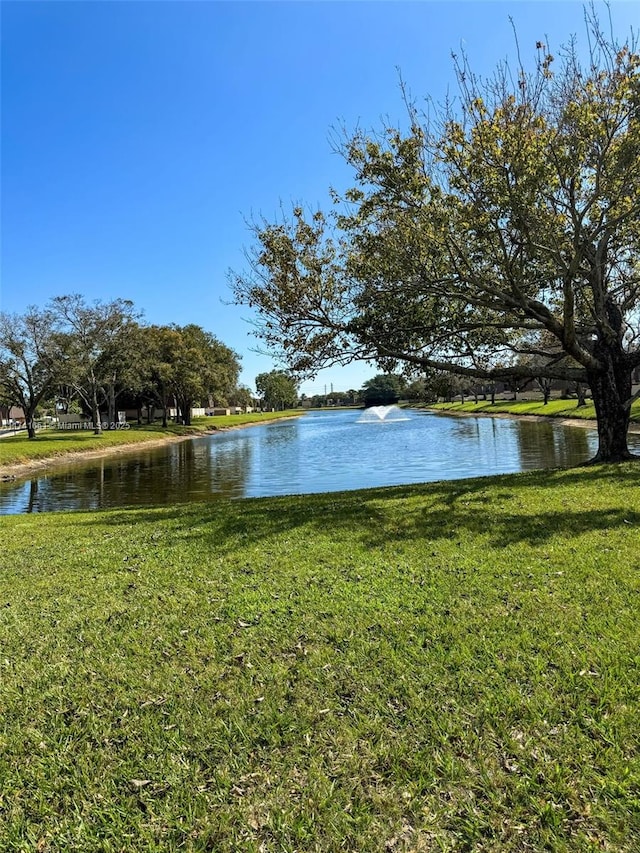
left=429, top=398, right=640, bottom=423
left=0, top=411, right=301, bottom=470
left=2, top=464, right=640, bottom=851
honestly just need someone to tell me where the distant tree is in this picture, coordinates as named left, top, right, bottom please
left=100, top=320, right=150, bottom=424
left=503, top=374, right=527, bottom=403
left=0, top=307, right=66, bottom=438
left=228, top=385, right=254, bottom=409
left=255, top=370, right=298, bottom=410
left=54, top=383, right=80, bottom=415
left=0, top=385, right=15, bottom=426
left=419, top=368, right=465, bottom=403
left=404, top=377, right=429, bottom=403
left=361, top=374, right=405, bottom=407
left=515, top=327, right=589, bottom=404
left=110, top=324, right=171, bottom=425
left=166, top=325, right=241, bottom=425
left=574, top=382, right=588, bottom=408
left=122, top=325, right=175, bottom=426
left=138, top=325, right=184, bottom=426
left=329, top=390, right=349, bottom=406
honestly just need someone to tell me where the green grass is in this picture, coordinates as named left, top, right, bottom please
left=429, top=398, right=640, bottom=423
left=0, top=412, right=302, bottom=469
left=191, top=410, right=302, bottom=430
left=2, top=464, right=640, bottom=851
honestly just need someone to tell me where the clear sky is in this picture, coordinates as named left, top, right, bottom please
left=2, top=1, right=638, bottom=396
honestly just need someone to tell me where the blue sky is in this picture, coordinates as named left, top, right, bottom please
left=2, top=1, right=638, bottom=396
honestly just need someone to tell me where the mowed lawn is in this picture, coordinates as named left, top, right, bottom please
left=2, top=464, right=640, bottom=851
left=430, top=398, right=640, bottom=424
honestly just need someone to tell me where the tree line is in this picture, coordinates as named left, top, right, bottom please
left=0, top=295, right=243, bottom=438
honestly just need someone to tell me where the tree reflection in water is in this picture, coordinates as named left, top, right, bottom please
left=515, top=420, right=591, bottom=471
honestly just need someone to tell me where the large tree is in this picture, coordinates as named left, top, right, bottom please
left=0, top=307, right=66, bottom=438
left=232, top=21, right=640, bottom=462
left=0, top=306, right=68, bottom=438
left=362, top=374, right=405, bottom=407
left=51, top=295, right=141, bottom=435
left=165, top=325, right=240, bottom=425
left=228, top=385, right=255, bottom=410
left=136, top=324, right=183, bottom=427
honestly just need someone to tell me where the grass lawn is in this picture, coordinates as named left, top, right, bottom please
left=0, top=412, right=302, bottom=469
left=429, top=398, right=640, bottom=423
left=2, top=463, right=640, bottom=851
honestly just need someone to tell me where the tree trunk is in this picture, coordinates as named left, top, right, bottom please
left=19, top=398, right=38, bottom=439
left=587, top=363, right=633, bottom=463
left=160, top=383, right=168, bottom=427
left=91, top=390, right=102, bottom=435
left=107, top=381, right=116, bottom=426
left=26, top=415, right=36, bottom=440
left=576, top=383, right=586, bottom=408
left=177, top=397, right=192, bottom=425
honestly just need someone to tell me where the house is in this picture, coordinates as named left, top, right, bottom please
left=0, top=406, right=25, bottom=426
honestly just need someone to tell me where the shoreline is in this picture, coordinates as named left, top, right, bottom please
left=0, top=433, right=196, bottom=480
left=427, top=406, right=640, bottom=433
left=0, top=416, right=303, bottom=481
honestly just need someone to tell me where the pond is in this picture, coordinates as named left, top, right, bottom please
left=2, top=408, right=637, bottom=515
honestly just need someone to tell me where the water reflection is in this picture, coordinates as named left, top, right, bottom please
left=451, top=418, right=480, bottom=436
left=1, top=410, right=636, bottom=515
left=2, top=436, right=252, bottom=513
left=515, top=419, right=592, bottom=470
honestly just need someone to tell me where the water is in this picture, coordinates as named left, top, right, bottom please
left=2, top=409, right=636, bottom=515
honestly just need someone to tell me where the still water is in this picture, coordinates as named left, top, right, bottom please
left=2, top=408, right=635, bottom=515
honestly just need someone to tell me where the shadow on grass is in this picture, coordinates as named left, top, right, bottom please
left=64, top=462, right=640, bottom=552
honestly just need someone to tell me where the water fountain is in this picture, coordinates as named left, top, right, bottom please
left=357, top=405, right=410, bottom=423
